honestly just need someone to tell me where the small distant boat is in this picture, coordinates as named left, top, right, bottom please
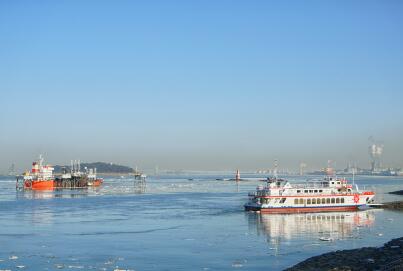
left=319, top=237, right=334, bottom=242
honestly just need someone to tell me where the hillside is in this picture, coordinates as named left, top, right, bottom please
left=53, top=162, right=134, bottom=174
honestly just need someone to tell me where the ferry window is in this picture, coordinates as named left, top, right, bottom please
left=314, top=190, right=318, bottom=193
left=280, top=198, right=286, bottom=203
left=348, top=189, right=351, bottom=192
left=331, top=198, right=335, bottom=204
left=294, top=199, right=299, bottom=204
left=312, top=198, right=316, bottom=204
left=304, top=190, right=308, bottom=193
left=319, top=190, right=323, bottom=193
left=337, top=182, right=340, bottom=185
left=317, top=198, right=320, bottom=204
left=297, top=190, right=301, bottom=193
left=321, top=198, right=326, bottom=204
left=326, top=198, right=330, bottom=204
left=336, top=198, right=340, bottom=203
left=307, top=199, right=311, bottom=204
left=299, top=198, right=304, bottom=204
left=331, top=182, right=335, bottom=184
left=341, top=198, right=345, bottom=203
left=260, top=198, right=265, bottom=204
left=366, top=197, right=370, bottom=202
left=309, top=190, right=313, bottom=193
left=338, top=189, right=341, bottom=192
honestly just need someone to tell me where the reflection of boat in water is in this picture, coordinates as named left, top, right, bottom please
left=16, top=190, right=92, bottom=200
left=245, top=176, right=375, bottom=213
left=249, top=210, right=375, bottom=246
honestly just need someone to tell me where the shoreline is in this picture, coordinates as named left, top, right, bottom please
left=382, top=200, right=403, bottom=211
left=285, top=237, right=403, bottom=271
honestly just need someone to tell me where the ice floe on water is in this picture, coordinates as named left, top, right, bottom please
left=232, top=260, right=246, bottom=268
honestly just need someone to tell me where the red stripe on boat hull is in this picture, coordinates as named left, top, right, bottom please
left=244, top=205, right=361, bottom=213
left=259, top=206, right=359, bottom=214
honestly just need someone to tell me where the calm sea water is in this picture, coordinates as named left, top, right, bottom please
left=0, top=175, right=402, bottom=271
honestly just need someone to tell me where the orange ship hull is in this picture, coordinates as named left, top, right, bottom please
left=25, top=180, right=55, bottom=190
left=93, top=179, right=103, bottom=187
left=87, top=178, right=103, bottom=187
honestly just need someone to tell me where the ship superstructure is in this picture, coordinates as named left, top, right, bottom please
left=244, top=176, right=375, bottom=213
left=20, top=155, right=55, bottom=190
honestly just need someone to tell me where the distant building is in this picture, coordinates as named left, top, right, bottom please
left=368, top=137, right=383, bottom=173
left=299, top=162, right=306, bottom=176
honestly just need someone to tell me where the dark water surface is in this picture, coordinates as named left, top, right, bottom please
left=0, top=175, right=402, bottom=270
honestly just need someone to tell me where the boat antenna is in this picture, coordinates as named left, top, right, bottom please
left=352, top=163, right=355, bottom=186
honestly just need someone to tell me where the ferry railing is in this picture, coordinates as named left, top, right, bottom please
left=290, top=183, right=329, bottom=189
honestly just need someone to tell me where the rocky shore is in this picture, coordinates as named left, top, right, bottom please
left=389, top=190, right=403, bottom=195
left=382, top=201, right=403, bottom=211
left=285, top=237, right=403, bottom=271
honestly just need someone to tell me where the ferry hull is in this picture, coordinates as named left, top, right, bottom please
left=25, top=180, right=55, bottom=190
left=245, top=205, right=361, bottom=214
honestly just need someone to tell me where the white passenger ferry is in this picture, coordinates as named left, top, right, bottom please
left=244, top=176, right=375, bottom=213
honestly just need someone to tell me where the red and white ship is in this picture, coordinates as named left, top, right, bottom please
left=244, top=176, right=375, bottom=213
left=18, top=155, right=103, bottom=190
left=22, top=155, right=55, bottom=190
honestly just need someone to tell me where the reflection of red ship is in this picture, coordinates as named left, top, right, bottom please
left=17, top=155, right=103, bottom=191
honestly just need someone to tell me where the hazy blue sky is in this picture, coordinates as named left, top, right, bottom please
left=1, top=0, right=403, bottom=172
